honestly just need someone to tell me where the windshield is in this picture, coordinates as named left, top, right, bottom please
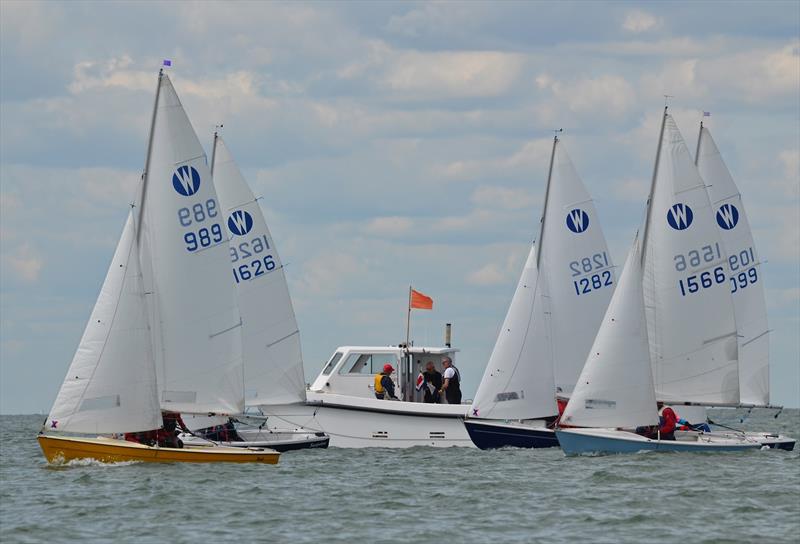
left=321, top=351, right=343, bottom=375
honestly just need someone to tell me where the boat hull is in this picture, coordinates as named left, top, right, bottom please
left=38, top=435, right=280, bottom=464
left=556, top=428, right=762, bottom=455
left=464, top=419, right=559, bottom=449
left=181, top=430, right=330, bottom=452
left=259, top=397, right=474, bottom=448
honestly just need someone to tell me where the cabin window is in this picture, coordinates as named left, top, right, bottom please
left=339, top=353, right=399, bottom=375
left=321, top=351, right=343, bottom=375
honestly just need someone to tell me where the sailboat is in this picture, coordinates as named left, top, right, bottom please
left=464, top=134, right=616, bottom=449
left=178, top=133, right=329, bottom=451
left=556, top=109, right=795, bottom=454
left=37, top=70, right=279, bottom=464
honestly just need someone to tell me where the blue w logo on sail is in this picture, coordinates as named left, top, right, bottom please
left=227, top=210, right=254, bottom=236
left=172, top=166, right=201, bottom=196
left=666, top=203, right=693, bottom=230
left=565, top=209, right=590, bottom=234
left=716, top=203, right=739, bottom=230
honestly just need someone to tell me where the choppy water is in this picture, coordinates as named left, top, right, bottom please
left=1, top=409, right=798, bottom=543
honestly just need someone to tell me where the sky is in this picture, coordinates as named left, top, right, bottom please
left=1, top=1, right=798, bottom=413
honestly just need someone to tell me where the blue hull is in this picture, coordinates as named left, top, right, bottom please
left=556, top=430, right=762, bottom=455
left=464, top=420, right=559, bottom=449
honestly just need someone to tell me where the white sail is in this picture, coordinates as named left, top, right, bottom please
left=643, top=114, right=739, bottom=405
left=47, top=213, right=161, bottom=434
left=696, top=125, right=769, bottom=406
left=470, top=244, right=557, bottom=420
left=540, top=141, right=615, bottom=395
left=561, top=238, right=659, bottom=428
left=211, top=135, right=306, bottom=405
left=138, top=74, right=244, bottom=414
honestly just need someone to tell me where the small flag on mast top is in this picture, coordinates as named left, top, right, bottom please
left=703, top=111, right=711, bottom=117
left=163, top=59, right=172, bottom=67
left=410, top=288, right=433, bottom=310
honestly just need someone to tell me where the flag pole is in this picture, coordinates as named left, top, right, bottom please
left=405, top=285, right=412, bottom=348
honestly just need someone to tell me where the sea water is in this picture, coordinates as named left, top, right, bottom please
left=1, top=409, right=798, bottom=543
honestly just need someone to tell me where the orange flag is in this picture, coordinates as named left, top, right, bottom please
left=410, top=289, right=433, bottom=310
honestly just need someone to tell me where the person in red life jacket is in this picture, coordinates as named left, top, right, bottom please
left=157, top=411, right=190, bottom=448
left=656, top=401, right=677, bottom=440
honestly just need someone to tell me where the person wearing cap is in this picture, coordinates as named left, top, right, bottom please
left=374, top=363, right=399, bottom=400
left=440, top=357, right=462, bottom=405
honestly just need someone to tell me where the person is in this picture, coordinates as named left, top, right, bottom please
left=656, top=402, right=678, bottom=440
left=422, top=361, right=443, bottom=403
left=374, top=363, right=399, bottom=400
left=440, top=357, right=462, bottom=405
left=124, top=411, right=190, bottom=448
left=637, top=402, right=678, bottom=440
left=157, top=411, right=190, bottom=448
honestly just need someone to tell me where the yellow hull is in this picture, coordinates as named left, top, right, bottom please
left=38, top=434, right=279, bottom=464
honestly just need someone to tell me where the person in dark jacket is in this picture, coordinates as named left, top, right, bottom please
left=440, top=357, right=462, bottom=405
left=422, top=361, right=443, bottom=403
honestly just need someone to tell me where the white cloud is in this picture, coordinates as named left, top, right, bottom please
left=471, top=185, right=537, bottom=210
left=6, top=244, right=43, bottom=283
left=622, top=10, right=660, bottom=33
left=536, top=73, right=637, bottom=118
left=366, top=216, right=414, bottom=237
left=777, top=149, right=799, bottom=198
left=382, top=50, right=524, bottom=99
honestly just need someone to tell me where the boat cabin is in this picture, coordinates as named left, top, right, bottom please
left=310, top=346, right=460, bottom=403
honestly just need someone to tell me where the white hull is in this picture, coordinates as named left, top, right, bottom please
left=557, top=427, right=762, bottom=455
left=259, top=393, right=473, bottom=448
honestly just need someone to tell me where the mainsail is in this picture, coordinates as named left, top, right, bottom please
left=211, top=134, right=307, bottom=405
left=137, top=73, right=244, bottom=415
left=643, top=113, right=739, bottom=405
left=540, top=140, right=615, bottom=394
left=696, top=124, right=769, bottom=406
left=470, top=136, right=613, bottom=420
left=47, top=213, right=161, bottom=434
left=562, top=237, right=658, bottom=428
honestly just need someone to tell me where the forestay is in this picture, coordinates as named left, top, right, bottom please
left=696, top=125, right=769, bottom=406
left=540, top=141, right=615, bottom=394
left=562, top=238, right=659, bottom=429
left=470, top=245, right=557, bottom=420
left=211, top=135, right=306, bottom=405
left=137, top=74, right=244, bottom=415
left=47, top=213, right=161, bottom=434
left=643, top=114, right=738, bottom=405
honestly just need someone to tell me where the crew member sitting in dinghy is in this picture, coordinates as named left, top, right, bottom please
left=125, top=411, right=190, bottom=448
left=636, top=403, right=678, bottom=440
left=375, top=364, right=399, bottom=400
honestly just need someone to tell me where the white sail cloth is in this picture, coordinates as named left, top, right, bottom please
left=47, top=213, right=161, bottom=434
left=540, top=142, right=615, bottom=394
left=696, top=126, right=769, bottom=406
left=470, top=245, right=556, bottom=420
left=562, top=239, right=659, bottom=429
left=138, top=74, right=244, bottom=414
left=644, top=115, right=739, bottom=404
left=211, top=136, right=306, bottom=405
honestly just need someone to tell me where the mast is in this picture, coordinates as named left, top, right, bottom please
left=136, top=68, right=164, bottom=244
left=640, top=106, right=668, bottom=264
left=210, top=125, right=222, bottom=176
left=694, top=120, right=704, bottom=167
left=535, top=130, right=560, bottom=267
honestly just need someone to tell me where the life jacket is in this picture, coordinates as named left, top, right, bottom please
left=374, top=373, right=385, bottom=394
left=658, top=405, right=678, bottom=435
